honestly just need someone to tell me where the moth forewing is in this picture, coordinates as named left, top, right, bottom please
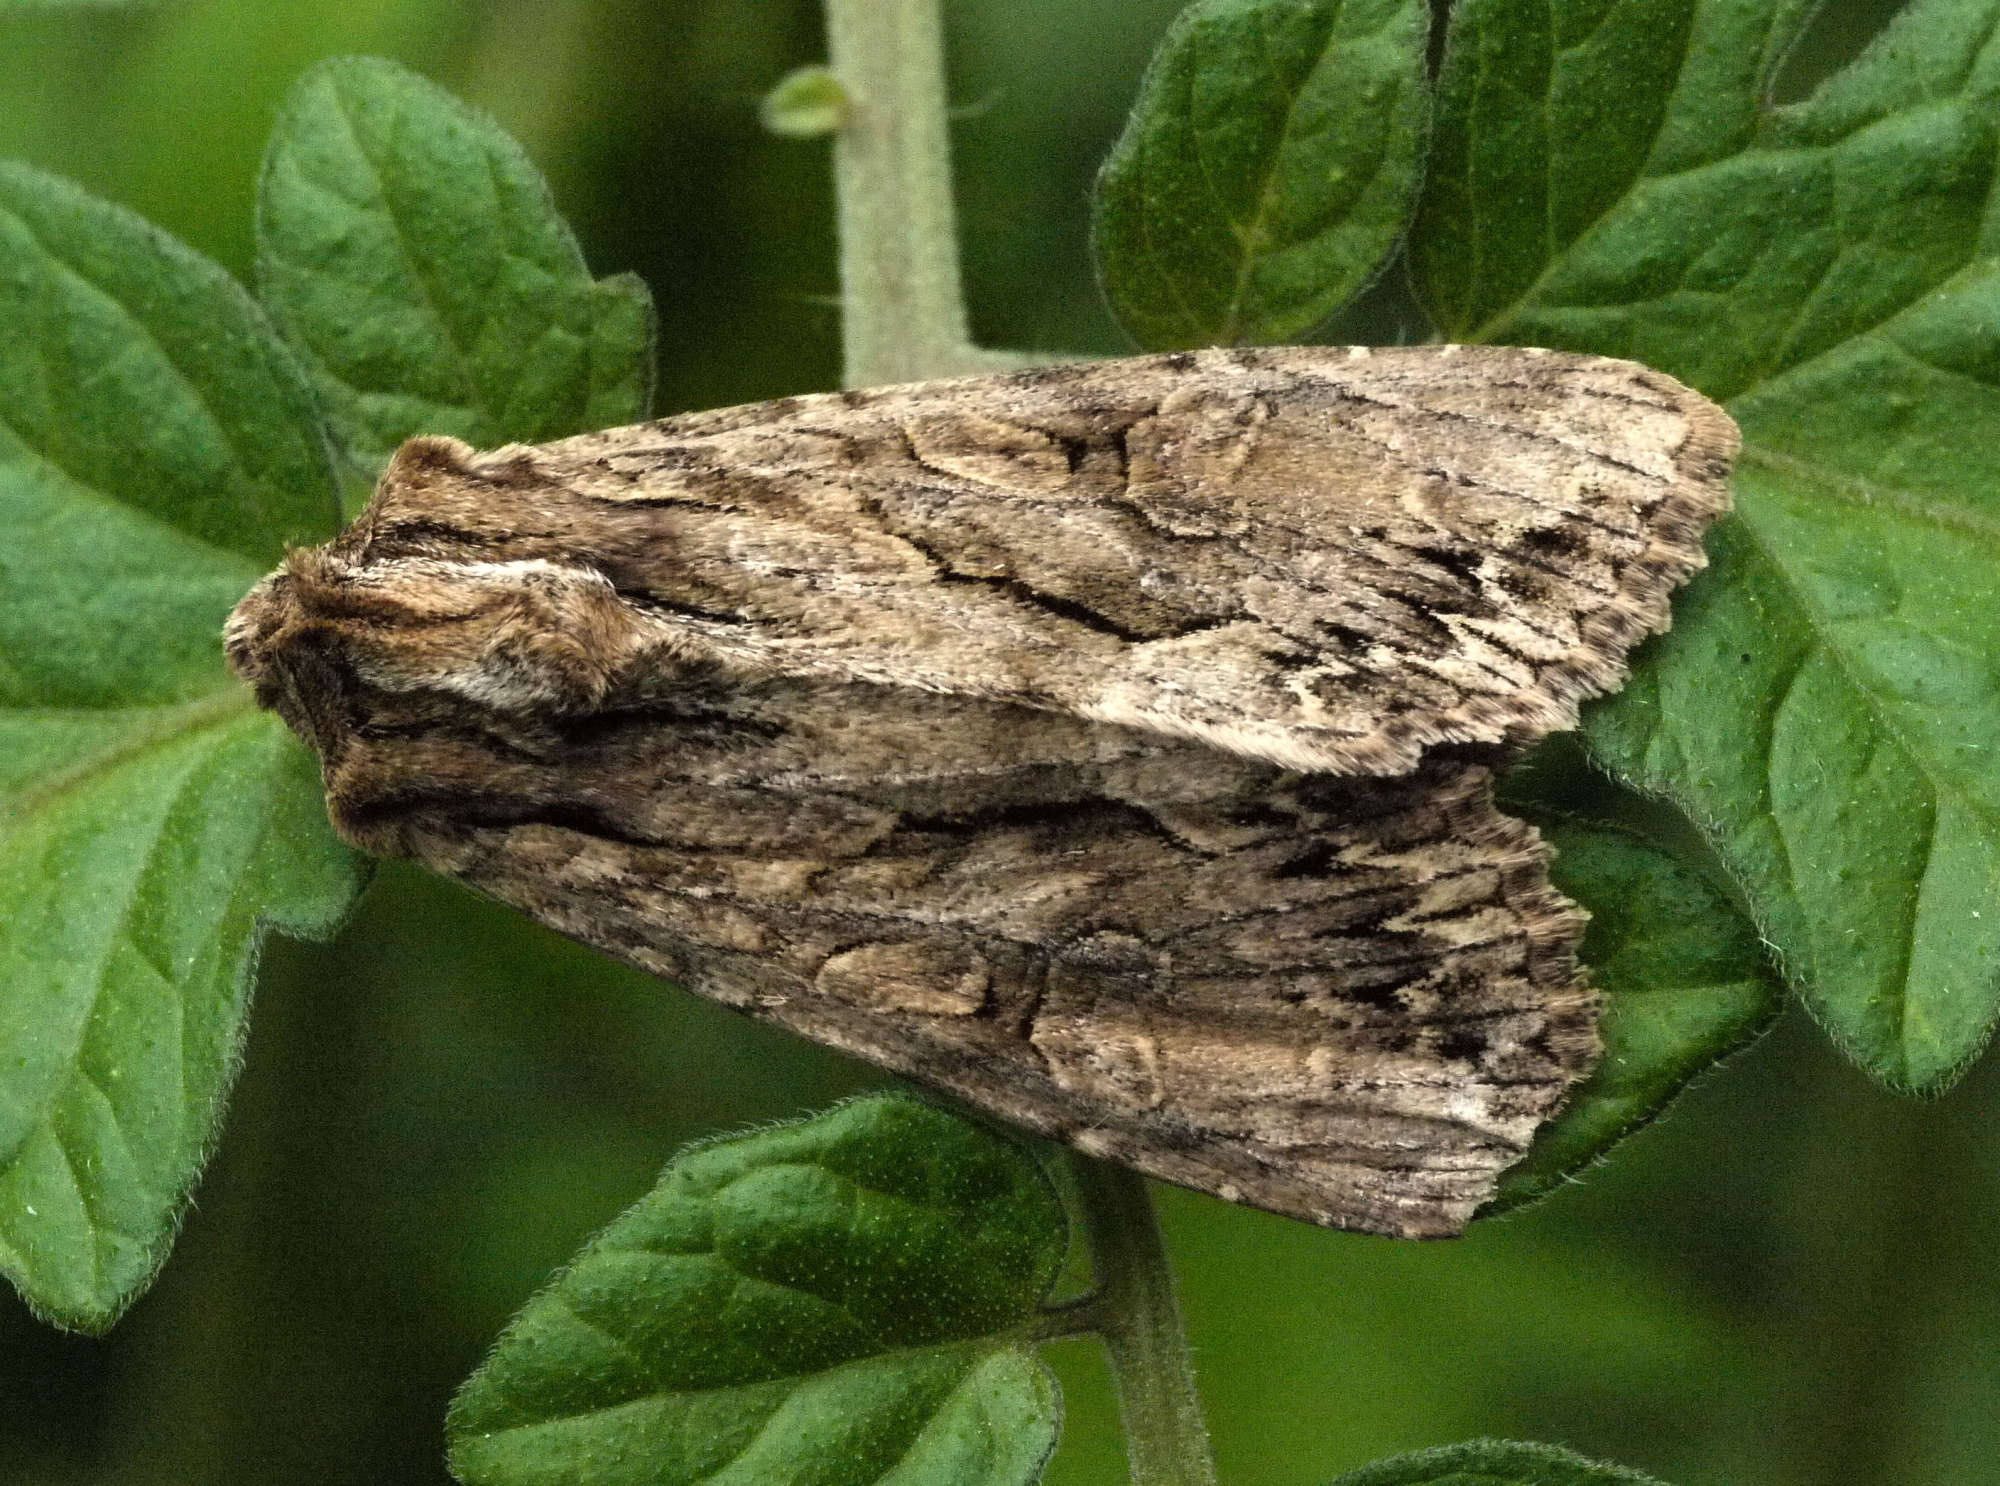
left=225, top=345, right=1737, bottom=1237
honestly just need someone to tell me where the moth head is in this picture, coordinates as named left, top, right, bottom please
left=224, top=547, right=410, bottom=777
left=224, top=471, right=741, bottom=863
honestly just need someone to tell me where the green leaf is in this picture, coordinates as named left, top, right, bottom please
left=1489, top=746, right=1783, bottom=1212
left=0, top=164, right=340, bottom=582
left=448, top=1094, right=1066, bottom=1486
left=1329, top=1438, right=1673, bottom=1485
left=1410, top=0, right=1823, bottom=345
left=1093, top=0, right=1430, bottom=347
left=257, top=55, right=656, bottom=471
left=1409, top=0, right=2000, bottom=1090
left=0, top=162, right=363, bottom=1329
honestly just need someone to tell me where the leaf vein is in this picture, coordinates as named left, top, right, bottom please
left=316, top=81, right=487, bottom=412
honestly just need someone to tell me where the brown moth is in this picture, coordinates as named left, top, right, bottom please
left=226, top=345, right=1737, bottom=1237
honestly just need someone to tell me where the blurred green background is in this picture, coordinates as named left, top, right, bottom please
left=1, top=2, right=1993, bottom=1484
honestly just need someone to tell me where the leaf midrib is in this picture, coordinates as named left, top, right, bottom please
left=308, top=72, right=491, bottom=418
left=0, top=688, right=260, bottom=827
left=0, top=197, right=320, bottom=569
left=1216, top=12, right=1400, bottom=340
left=1737, top=440, right=2000, bottom=542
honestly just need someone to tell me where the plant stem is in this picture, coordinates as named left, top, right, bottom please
left=1067, top=1158, right=1221, bottom=1486
left=823, top=0, right=977, bottom=386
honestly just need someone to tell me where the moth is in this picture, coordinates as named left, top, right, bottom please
left=226, top=345, right=1737, bottom=1237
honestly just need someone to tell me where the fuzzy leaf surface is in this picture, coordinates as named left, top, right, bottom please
left=1412, top=0, right=2000, bottom=1090
left=1331, top=1439, right=1672, bottom=1485
left=448, top=1095, right=1066, bottom=1486
left=0, top=162, right=363, bottom=1328
left=257, top=55, right=656, bottom=473
left=1094, top=0, right=1429, bottom=346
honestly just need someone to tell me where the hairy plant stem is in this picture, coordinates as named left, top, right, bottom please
left=822, top=0, right=1037, bottom=384
left=1066, top=1158, right=1222, bottom=1486
left=816, top=2, right=1217, bottom=1480
left=823, top=0, right=975, bottom=385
